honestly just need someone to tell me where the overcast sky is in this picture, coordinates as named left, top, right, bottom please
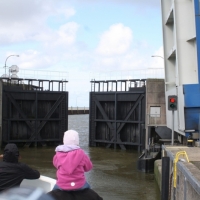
left=0, top=0, right=164, bottom=107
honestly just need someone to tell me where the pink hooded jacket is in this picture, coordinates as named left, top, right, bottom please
left=53, top=145, right=93, bottom=190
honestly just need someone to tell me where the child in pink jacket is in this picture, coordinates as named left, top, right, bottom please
left=53, top=130, right=93, bottom=191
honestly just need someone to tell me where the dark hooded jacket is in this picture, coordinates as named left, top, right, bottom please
left=0, top=143, right=40, bottom=192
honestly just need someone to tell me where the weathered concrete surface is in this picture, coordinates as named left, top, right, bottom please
left=155, top=145, right=200, bottom=200
left=154, top=159, right=162, bottom=191
left=146, top=79, right=166, bottom=126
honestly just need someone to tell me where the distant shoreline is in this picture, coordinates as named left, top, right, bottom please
left=68, top=107, right=89, bottom=115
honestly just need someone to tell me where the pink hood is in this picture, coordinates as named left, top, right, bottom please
left=55, top=150, right=85, bottom=174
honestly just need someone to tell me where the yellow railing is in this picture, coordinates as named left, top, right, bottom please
left=173, top=151, right=189, bottom=188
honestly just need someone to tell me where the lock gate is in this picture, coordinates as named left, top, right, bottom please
left=0, top=78, right=68, bottom=147
left=89, top=79, right=146, bottom=152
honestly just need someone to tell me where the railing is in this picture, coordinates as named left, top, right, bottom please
left=0, top=77, right=68, bottom=92
left=90, top=68, right=164, bottom=81
left=68, top=107, right=89, bottom=110
left=1, top=68, right=69, bottom=81
left=90, top=79, right=146, bottom=92
left=149, top=143, right=161, bottom=153
left=19, top=69, right=68, bottom=92
left=0, top=68, right=69, bottom=91
left=146, top=113, right=166, bottom=126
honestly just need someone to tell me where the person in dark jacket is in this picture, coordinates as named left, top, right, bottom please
left=48, top=188, right=103, bottom=200
left=0, top=143, right=40, bottom=192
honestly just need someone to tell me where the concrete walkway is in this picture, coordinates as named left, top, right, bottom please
left=154, top=145, right=200, bottom=200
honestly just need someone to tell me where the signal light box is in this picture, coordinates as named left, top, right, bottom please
left=168, top=95, right=177, bottom=111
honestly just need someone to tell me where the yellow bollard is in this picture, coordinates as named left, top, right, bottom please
left=173, top=151, right=189, bottom=188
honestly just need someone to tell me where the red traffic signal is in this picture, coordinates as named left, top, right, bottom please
left=168, top=95, right=177, bottom=111
left=169, top=98, right=176, bottom=103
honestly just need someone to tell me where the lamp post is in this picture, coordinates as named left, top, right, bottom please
left=151, top=55, right=164, bottom=59
left=4, top=55, right=19, bottom=76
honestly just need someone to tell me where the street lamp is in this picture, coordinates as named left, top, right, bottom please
left=4, top=55, right=19, bottom=76
left=151, top=55, right=164, bottom=59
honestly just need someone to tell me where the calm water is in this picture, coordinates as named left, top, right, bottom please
left=9, top=114, right=160, bottom=200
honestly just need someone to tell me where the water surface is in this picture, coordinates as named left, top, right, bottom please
left=16, top=114, right=160, bottom=200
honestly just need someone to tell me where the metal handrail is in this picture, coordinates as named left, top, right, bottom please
left=146, top=113, right=166, bottom=126
left=173, top=151, right=189, bottom=188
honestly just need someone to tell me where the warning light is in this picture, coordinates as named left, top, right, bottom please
left=168, top=95, right=177, bottom=111
left=170, top=98, right=175, bottom=103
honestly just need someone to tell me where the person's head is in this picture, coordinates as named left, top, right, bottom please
left=63, top=130, right=79, bottom=146
left=3, top=143, right=19, bottom=163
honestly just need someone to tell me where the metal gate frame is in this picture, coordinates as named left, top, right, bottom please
left=2, top=83, right=68, bottom=146
left=89, top=85, right=146, bottom=152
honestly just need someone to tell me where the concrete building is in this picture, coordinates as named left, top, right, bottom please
left=154, top=1, right=200, bottom=199
left=161, top=0, right=200, bottom=141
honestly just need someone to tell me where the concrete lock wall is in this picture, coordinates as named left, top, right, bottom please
left=174, top=168, right=200, bottom=200
left=154, top=159, right=162, bottom=191
left=172, top=162, right=200, bottom=200
left=146, top=79, right=166, bottom=126
left=154, top=146, right=200, bottom=200
left=155, top=159, right=200, bottom=200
